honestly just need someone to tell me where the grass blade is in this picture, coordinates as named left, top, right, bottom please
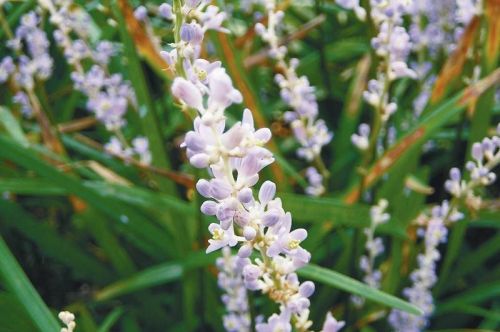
left=0, top=235, right=60, bottom=331
left=97, top=307, right=125, bottom=332
left=299, top=264, right=424, bottom=316
left=0, top=135, right=172, bottom=258
left=0, top=106, right=29, bottom=146
left=281, top=192, right=406, bottom=237
left=436, top=281, right=500, bottom=315
left=94, top=251, right=216, bottom=302
left=0, top=200, right=113, bottom=283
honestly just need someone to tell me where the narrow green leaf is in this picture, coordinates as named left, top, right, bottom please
left=280, top=193, right=406, bottom=237
left=79, top=210, right=136, bottom=277
left=0, top=135, right=172, bottom=258
left=454, top=305, right=500, bottom=322
left=0, top=200, right=113, bottom=283
left=0, top=106, right=29, bottom=146
left=0, top=292, right=38, bottom=332
left=97, top=307, right=125, bottom=332
left=94, top=252, right=217, bottom=302
left=298, top=264, right=424, bottom=316
left=436, top=281, right=500, bottom=315
left=0, top=178, right=65, bottom=195
left=0, top=235, right=60, bottom=331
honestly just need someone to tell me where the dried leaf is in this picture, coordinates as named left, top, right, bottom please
left=430, top=16, right=480, bottom=104
left=117, top=0, right=172, bottom=79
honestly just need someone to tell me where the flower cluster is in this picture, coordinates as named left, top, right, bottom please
left=2, top=11, right=53, bottom=90
left=390, top=126, right=499, bottom=331
left=338, top=1, right=416, bottom=161
left=351, top=123, right=370, bottom=151
left=104, top=136, right=152, bottom=165
left=166, top=0, right=341, bottom=330
left=335, top=0, right=366, bottom=20
left=0, top=11, right=53, bottom=117
left=407, top=1, right=459, bottom=55
left=367, top=1, right=416, bottom=118
left=352, top=199, right=389, bottom=307
left=70, top=65, right=134, bottom=131
left=456, top=0, right=482, bottom=26
left=389, top=201, right=463, bottom=332
left=254, top=0, right=332, bottom=196
left=445, top=128, right=500, bottom=210
left=305, top=167, right=325, bottom=197
left=39, top=0, right=148, bottom=163
left=216, top=247, right=251, bottom=332
left=58, top=311, right=76, bottom=332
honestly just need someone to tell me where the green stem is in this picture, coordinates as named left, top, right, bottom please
left=0, top=6, right=14, bottom=40
left=173, top=0, right=186, bottom=78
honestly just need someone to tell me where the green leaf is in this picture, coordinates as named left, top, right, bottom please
left=0, top=106, right=29, bottom=146
left=436, top=281, right=500, bottom=315
left=0, top=235, right=60, bottom=331
left=0, top=292, right=38, bottom=332
left=0, top=200, right=113, bottom=283
left=97, top=307, right=125, bottom=332
left=94, top=251, right=217, bottom=302
left=280, top=193, right=406, bottom=237
left=298, top=264, right=424, bottom=316
left=0, top=178, right=65, bottom=195
left=0, top=135, right=172, bottom=259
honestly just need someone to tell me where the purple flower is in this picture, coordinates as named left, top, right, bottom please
left=207, top=223, right=241, bottom=253
left=172, top=77, right=204, bottom=110
left=0, top=57, right=15, bottom=83
left=134, top=6, right=148, bottom=21
left=159, top=3, right=173, bottom=19
left=321, top=312, right=345, bottom=332
left=255, top=312, right=292, bottom=332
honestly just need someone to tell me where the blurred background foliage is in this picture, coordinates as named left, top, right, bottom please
left=0, top=0, right=499, bottom=331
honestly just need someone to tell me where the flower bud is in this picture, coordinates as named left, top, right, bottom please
left=172, top=78, right=203, bottom=110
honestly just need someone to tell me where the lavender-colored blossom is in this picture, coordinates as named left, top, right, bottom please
left=255, top=311, right=292, bottom=332
left=105, top=137, right=131, bottom=158
left=93, top=41, right=116, bottom=65
left=132, top=137, right=152, bottom=165
left=351, top=123, right=370, bottom=151
left=217, top=248, right=251, bottom=332
left=255, top=0, right=332, bottom=196
left=305, top=167, right=325, bottom=196
left=168, top=1, right=340, bottom=329
left=390, top=129, right=499, bottom=331
left=13, top=92, right=32, bottom=117
left=352, top=199, right=389, bottom=307
left=456, top=0, right=481, bottom=25
left=358, top=0, right=416, bottom=130
left=321, top=312, right=345, bottom=332
left=2, top=11, right=53, bottom=90
left=42, top=0, right=140, bottom=150
left=134, top=6, right=148, bottom=21
left=0, top=57, right=15, bottom=83
left=336, top=0, right=366, bottom=20
left=389, top=201, right=460, bottom=332
left=159, top=3, right=173, bottom=19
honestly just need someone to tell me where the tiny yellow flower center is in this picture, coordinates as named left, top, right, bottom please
left=213, top=228, right=223, bottom=241
left=288, top=239, right=300, bottom=249
left=197, top=68, right=207, bottom=81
